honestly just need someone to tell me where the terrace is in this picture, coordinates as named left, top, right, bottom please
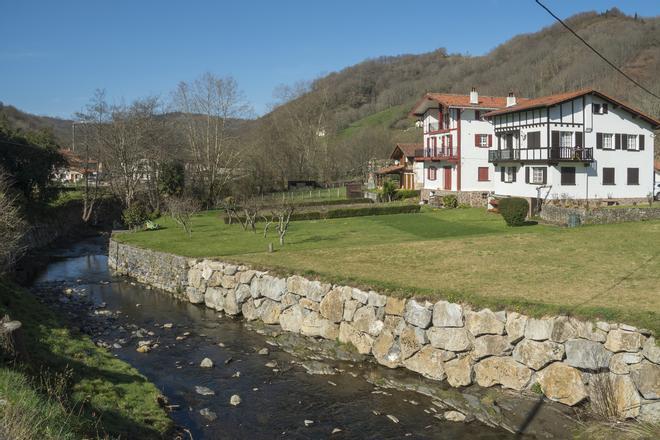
left=488, top=147, right=594, bottom=164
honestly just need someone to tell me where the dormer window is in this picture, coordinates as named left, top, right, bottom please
left=593, top=103, right=608, bottom=115
left=593, top=104, right=601, bottom=114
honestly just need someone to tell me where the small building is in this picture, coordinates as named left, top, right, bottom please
left=375, top=143, right=421, bottom=190
left=484, top=88, right=660, bottom=205
left=54, top=149, right=100, bottom=184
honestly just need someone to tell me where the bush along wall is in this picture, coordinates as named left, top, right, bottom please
left=498, top=198, right=529, bottom=226
left=109, top=239, right=660, bottom=426
left=222, top=203, right=420, bottom=224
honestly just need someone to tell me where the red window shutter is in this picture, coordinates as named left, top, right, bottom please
left=442, top=136, right=445, bottom=147
left=448, top=136, right=453, bottom=147
left=433, top=137, right=437, bottom=147
left=488, top=134, right=492, bottom=147
left=474, top=134, right=479, bottom=147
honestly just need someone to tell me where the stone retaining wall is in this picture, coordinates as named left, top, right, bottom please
left=422, top=190, right=489, bottom=207
left=540, top=204, right=660, bottom=225
left=108, top=239, right=659, bottom=422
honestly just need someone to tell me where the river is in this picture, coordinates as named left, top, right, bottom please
left=32, top=237, right=516, bottom=439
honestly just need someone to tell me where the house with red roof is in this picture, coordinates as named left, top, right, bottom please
left=484, top=88, right=660, bottom=205
left=375, top=143, right=421, bottom=190
left=408, top=88, right=522, bottom=205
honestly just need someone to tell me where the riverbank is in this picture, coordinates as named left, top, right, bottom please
left=108, top=238, right=660, bottom=434
left=0, top=275, right=172, bottom=438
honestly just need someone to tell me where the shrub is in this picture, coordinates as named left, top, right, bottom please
left=122, top=203, right=149, bottom=230
left=442, top=194, right=458, bottom=208
left=145, top=220, right=160, bottom=231
left=381, top=180, right=397, bottom=202
left=499, top=197, right=529, bottom=226
left=396, top=189, right=420, bottom=200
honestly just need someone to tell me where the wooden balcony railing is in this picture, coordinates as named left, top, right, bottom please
left=488, top=147, right=594, bottom=163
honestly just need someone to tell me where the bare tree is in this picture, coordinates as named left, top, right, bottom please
left=172, top=73, right=251, bottom=208
left=0, top=169, right=26, bottom=272
left=274, top=202, right=295, bottom=245
left=242, top=199, right=260, bottom=233
left=167, top=195, right=200, bottom=238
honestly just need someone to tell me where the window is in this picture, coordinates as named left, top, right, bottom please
left=478, top=167, right=489, bottom=182
left=593, top=103, right=601, bottom=114
left=560, top=132, right=572, bottom=148
left=626, top=134, right=637, bottom=151
left=561, top=167, right=576, bottom=186
left=596, top=133, right=614, bottom=150
left=527, top=131, right=541, bottom=149
left=602, top=103, right=608, bottom=114
left=428, top=166, right=437, bottom=181
left=501, top=166, right=517, bottom=183
left=627, top=168, right=639, bottom=185
left=475, top=110, right=481, bottom=120
left=475, top=134, right=489, bottom=147
left=603, top=167, right=615, bottom=185
left=531, top=167, right=546, bottom=184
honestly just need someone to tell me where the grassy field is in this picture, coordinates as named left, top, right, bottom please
left=0, top=279, right=172, bottom=439
left=257, top=186, right=348, bottom=204
left=115, top=208, right=660, bottom=333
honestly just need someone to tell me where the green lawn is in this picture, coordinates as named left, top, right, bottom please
left=0, top=279, right=172, bottom=439
left=115, top=208, right=660, bottom=334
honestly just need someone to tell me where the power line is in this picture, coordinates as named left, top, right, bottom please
left=535, top=0, right=660, bottom=101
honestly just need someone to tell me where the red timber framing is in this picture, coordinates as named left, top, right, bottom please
left=457, top=109, right=462, bottom=191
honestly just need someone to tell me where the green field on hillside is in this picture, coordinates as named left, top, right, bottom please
left=115, top=208, right=660, bottom=334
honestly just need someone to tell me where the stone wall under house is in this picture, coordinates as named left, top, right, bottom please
left=422, top=190, right=489, bottom=207
left=540, top=204, right=660, bottom=225
left=108, top=239, right=660, bottom=423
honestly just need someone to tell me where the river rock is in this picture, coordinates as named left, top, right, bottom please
left=505, top=312, right=527, bottom=343
left=195, top=386, right=215, bottom=396
left=223, top=290, right=240, bottom=315
left=444, top=411, right=466, bottom=422
left=564, top=338, right=611, bottom=370
left=230, top=394, right=241, bottom=406
left=537, top=362, right=588, bottom=406
left=343, top=299, right=359, bottom=321
left=465, top=309, right=504, bottom=336
left=427, top=327, right=472, bottom=352
left=403, top=345, right=447, bottom=381
left=351, top=288, right=369, bottom=304
left=404, top=300, right=432, bottom=329
left=199, top=408, right=217, bottom=421
left=605, top=330, right=643, bottom=353
left=474, top=357, right=531, bottom=391
left=301, top=360, right=335, bottom=375
left=642, top=337, right=660, bottom=364
left=299, top=298, right=320, bottom=312
left=629, top=361, right=660, bottom=399
left=301, top=312, right=339, bottom=340
left=339, top=322, right=373, bottom=354
left=512, top=339, right=564, bottom=370
left=472, top=335, right=511, bottom=360
left=279, top=304, right=305, bottom=333
left=258, top=299, right=282, bottom=324
left=399, top=325, right=424, bottom=359
left=385, top=297, right=406, bottom=316
left=320, top=288, right=345, bottom=323
left=260, top=275, right=287, bottom=301
left=444, top=355, right=473, bottom=387
left=200, top=357, right=214, bottom=368
left=372, top=330, right=402, bottom=368
left=432, top=301, right=463, bottom=328
left=550, top=317, right=579, bottom=343
left=241, top=299, right=259, bottom=321
left=352, top=306, right=383, bottom=336
left=524, top=318, right=554, bottom=341
left=187, top=286, right=204, bottom=304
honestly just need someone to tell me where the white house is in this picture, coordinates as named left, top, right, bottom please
left=484, top=89, right=659, bottom=205
left=409, top=89, right=525, bottom=205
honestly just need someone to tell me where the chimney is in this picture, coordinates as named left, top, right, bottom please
left=506, top=92, right=517, bottom=107
left=469, top=87, right=478, bottom=105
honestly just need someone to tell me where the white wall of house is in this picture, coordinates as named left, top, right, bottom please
left=491, top=94, right=655, bottom=201
left=460, top=109, right=497, bottom=191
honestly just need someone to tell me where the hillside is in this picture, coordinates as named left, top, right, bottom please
left=0, top=103, right=73, bottom=146
left=249, top=8, right=659, bottom=186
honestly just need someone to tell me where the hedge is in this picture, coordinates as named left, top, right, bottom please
left=498, top=197, right=529, bottom=226
left=222, top=203, right=420, bottom=224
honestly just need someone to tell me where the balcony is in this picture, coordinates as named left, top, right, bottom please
left=488, top=147, right=594, bottom=164
left=415, top=147, right=458, bottom=161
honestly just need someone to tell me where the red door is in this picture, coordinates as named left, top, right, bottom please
left=444, top=166, right=452, bottom=190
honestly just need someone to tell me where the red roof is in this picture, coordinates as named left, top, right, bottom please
left=376, top=164, right=405, bottom=175
left=483, top=88, right=660, bottom=127
left=410, top=93, right=527, bottom=116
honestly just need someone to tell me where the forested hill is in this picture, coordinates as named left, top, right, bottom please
left=0, top=103, right=73, bottom=146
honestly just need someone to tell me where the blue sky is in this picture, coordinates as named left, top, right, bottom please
left=1, top=0, right=658, bottom=118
